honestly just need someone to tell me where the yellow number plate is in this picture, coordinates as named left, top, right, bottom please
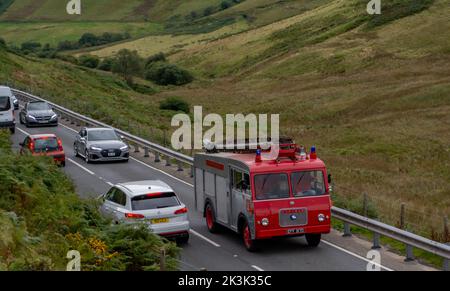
left=151, top=218, right=169, bottom=224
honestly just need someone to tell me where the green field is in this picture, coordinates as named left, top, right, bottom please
left=0, top=0, right=449, bottom=241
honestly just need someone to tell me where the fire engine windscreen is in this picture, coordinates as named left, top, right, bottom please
left=291, top=171, right=326, bottom=197
left=254, top=173, right=290, bottom=200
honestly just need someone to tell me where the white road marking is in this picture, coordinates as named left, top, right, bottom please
left=322, top=240, right=393, bottom=271
left=67, top=158, right=95, bottom=175
left=51, top=119, right=396, bottom=271
left=190, top=229, right=221, bottom=248
left=251, top=265, right=265, bottom=271
left=59, top=123, right=78, bottom=133
left=16, top=127, right=29, bottom=136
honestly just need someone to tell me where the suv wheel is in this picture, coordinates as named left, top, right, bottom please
left=85, top=150, right=90, bottom=163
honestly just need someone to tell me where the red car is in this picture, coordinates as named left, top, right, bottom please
left=20, top=134, right=66, bottom=167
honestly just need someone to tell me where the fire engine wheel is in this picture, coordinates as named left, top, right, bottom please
left=205, top=204, right=219, bottom=233
left=305, top=233, right=322, bottom=247
left=242, top=222, right=258, bottom=252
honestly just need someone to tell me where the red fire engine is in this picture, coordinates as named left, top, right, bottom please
left=194, top=138, right=332, bottom=251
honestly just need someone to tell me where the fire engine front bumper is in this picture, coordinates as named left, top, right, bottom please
left=255, top=224, right=330, bottom=239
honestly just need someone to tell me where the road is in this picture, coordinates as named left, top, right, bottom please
left=11, top=118, right=390, bottom=271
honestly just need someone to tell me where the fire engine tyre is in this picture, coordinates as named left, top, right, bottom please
left=10, top=127, right=15, bottom=134
left=305, top=233, right=322, bottom=247
left=242, top=222, right=258, bottom=252
left=205, top=203, right=219, bottom=233
left=176, top=234, right=189, bottom=245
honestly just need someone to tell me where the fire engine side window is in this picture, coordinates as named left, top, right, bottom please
left=232, top=170, right=243, bottom=190
left=254, top=173, right=290, bottom=200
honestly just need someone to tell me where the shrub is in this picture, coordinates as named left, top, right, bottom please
left=221, top=1, right=231, bottom=10
left=145, top=63, right=193, bottom=86
left=20, top=41, right=41, bottom=54
left=145, top=52, right=166, bottom=67
left=0, top=37, right=6, bottom=49
left=78, top=54, right=100, bottom=68
left=98, top=57, right=114, bottom=71
left=203, top=6, right=215, bottom=16
left=57, top=40, right=79, bottom=51
left=54, top=53, right=78, bottom=65
left=159, top=96, right=190, bottom=113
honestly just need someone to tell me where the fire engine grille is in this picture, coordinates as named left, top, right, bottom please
left=279, top=208, right=308, bottom=227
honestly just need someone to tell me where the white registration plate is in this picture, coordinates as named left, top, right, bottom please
left=287, top=228, right=305, bottom=234
left=108, top=152, right=116, bottom=157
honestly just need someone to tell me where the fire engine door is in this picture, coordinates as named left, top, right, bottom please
left=230, top=168, right=249, bottom=229
left=216, top=175, right=229, bottom=224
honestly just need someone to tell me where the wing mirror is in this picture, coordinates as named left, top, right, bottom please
left=19, top=142, right=24, bottom=146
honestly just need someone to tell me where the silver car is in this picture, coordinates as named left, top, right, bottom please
left=74, top=127, right=129, bottom=163
left=99, top=180, right=190, bottom=244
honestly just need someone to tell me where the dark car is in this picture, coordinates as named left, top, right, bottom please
left=19, top=101, right=58, bottom=127
left=74, top=127, right=129, bottom=163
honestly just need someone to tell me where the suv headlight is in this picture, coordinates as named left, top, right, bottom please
left=27, top=115, right=36, bottom=120
left=50, top=114, right=58, bottom=120
left=90, top=146, right=102, bottom=151
left=120, top=145, right=129, bottom=151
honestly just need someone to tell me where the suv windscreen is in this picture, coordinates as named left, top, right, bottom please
left=254, top=173, right=290, bottom=200
left=28, top=102, right=50, bottom=111
left=0, top=96, right=11, bottom=111
left=34, top=137, right=59, bottom=152
left=131, top=192, right=180, bottom=211
left=88, top=130, right=119, bottom=141
left=291, top=171, right=326, bottom=197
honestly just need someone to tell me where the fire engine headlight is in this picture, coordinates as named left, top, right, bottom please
left=261, top=218, right=269, bottom=227
left=318, top=214, right=326, bottom=222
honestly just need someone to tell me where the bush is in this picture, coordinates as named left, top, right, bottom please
left=159, top=96, right=190, bottom=113
left=78, top=54, right=100, bottom=68
left=0, top=37, right=6, bottom=49
left=98, top=57, right=114, bottom=71
left=145, top=63, right=193, bottom=86
left=57, top=40, right=79, bottom=51
left=221, top=1, right=231, bottom=10
left=54, top=53, right=78, bottom=65
left=20, top=41, right=41, bottom=54
left=145, top=52, right=166, bottom=67
left=203, top=6, right=215, bottom=16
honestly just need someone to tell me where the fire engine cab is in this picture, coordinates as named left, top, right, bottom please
left=194, top=138, right=332, bottom=251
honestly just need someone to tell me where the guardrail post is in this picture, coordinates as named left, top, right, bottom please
left=154, top=152, right=160, bottom=163
left=165, top=156, right=171, bottom=167
left=372, top=233, right=381, bottom=249
left=363, top=192, right=368, bottom=217
left=405, top=245, right=414, bottom=262
left=400, top=203, right=406, bottom=229
left=159, top=248, right=166, bottom=271
left=70, top=117, right=75, bottom=125
left=177, top=161, right=183, bottom=172
left=134, top=144, right=140, bottom=153
left=444, top=259, right=449, bottom=271
left=190, top=166, right=194, bottom=178
left=144, top=147, right=150, bottom=158
left=343, top=222, right=352, bottom=237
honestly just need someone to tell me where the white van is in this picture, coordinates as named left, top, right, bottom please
left=0, top=86, right=16, bottom=134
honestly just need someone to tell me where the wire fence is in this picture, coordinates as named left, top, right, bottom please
left=333, top=184, right=449, bottom=243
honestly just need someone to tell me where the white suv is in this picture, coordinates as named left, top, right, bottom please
left=100, top=180, right=190, bottom=244
left=0, top=86, right=16, bottom=134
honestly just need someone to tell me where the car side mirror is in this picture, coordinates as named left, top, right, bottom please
left=19, top=142, right=24, bottom=146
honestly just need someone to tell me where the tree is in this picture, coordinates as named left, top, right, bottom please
left=145, top=62, right=193, bottom=86
left=21, top=41, right=42, bottom=54
left=79, top=33, right=99, bottom=47
left=111, top=49, right=143, bottom=85
left=98, top=57, right=114, bottom=71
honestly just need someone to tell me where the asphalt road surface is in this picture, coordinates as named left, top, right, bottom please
left=11, top=118, right=392, bottom=271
